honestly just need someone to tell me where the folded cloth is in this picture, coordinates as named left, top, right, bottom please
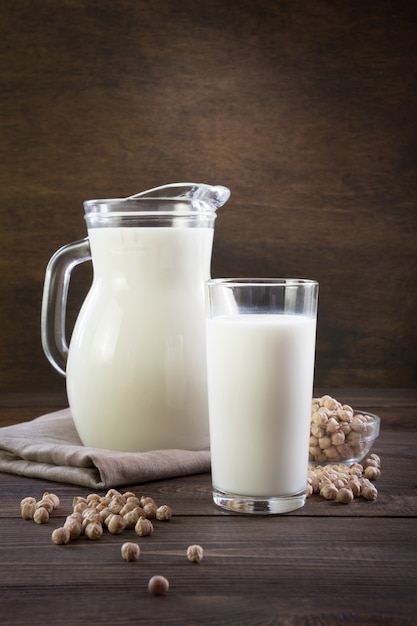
left=0, top=409, right=211, bottom=489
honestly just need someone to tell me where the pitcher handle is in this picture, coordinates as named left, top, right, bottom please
left=41, top=238, right=91, bottom=376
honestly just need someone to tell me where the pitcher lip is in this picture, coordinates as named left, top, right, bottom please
left=83, top=182, right=231, bottom=215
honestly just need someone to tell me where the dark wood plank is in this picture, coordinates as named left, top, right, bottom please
left=0, top=515, right=416, bottom=624
left=0, top=393, right=416, bottom=623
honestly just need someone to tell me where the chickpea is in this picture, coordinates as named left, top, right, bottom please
left=364, top=465, right=381, bottom=481
left=320, top=484, right=338, bottom=500
left=36, top=498, right=54, bottom=513
left=143, top=503, right=157, bottom=519
left=148, top=575, right=169, bottom=596
left=122, top=491, right=137, bottom=499
left=98, top=507, right=112, bottom=524
left=119, top=502, right=137, bottom=516
left=361, top=483, right=378, bottom=501
left=82, top=509, right=101, bottom=528
left=318, top=435, right=332, bottom=450
left=156, top=505, right=172, bottom=521
left=106, top=488, right=123, bottom=499
left=20, top=498, right=36, bottom=520
left=123, top=507, right=144, bottom=529
left=33, top=506, right=49, bottom=524
left=86, top=493, right=101, bottom=505
left=349, top=463, right=363, bottom=478
left=64, top=516, right=82, bottom=540
left=85, top=522, right=103, bottom=540
left=336, top=487, right=354, bottom=504
left=42, top=492, right=60, bottom=509
left=135, top=517, right=154, bottom=537
left=52, top=527, right=71, bottom=545
left=107, top=514, right=126, bottom=535
left=73, top=501, right=88, bottom=515
left=72, top=496, right=88, bottom=508
left=126, top=496, right=141, bottom=507
left=108, top=500, right=123, bottom=515
left=187, top=544, right=204, bottom=563
left=347, top=479, right=361, bottom=497
left=140, top=496, right=156, bottom=507
left=121, top=542, right=140, bottom=561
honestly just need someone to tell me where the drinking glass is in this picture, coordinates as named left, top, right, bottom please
left=205, top=278, right=318, bottom=514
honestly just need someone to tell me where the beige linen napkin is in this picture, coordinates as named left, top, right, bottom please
left=0, top=409, right=211, bottom=488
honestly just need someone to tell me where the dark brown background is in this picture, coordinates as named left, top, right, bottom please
left=1, top=0, right=416, bottom=395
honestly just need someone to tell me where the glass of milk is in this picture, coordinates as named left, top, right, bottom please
left=205, top=278, right=318, bottom=514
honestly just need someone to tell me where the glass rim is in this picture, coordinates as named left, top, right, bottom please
left=206, top=278, right=318, bottom=288
left=83, top=199, right=218, bottom=216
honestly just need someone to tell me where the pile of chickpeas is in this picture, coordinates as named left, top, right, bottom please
left=20, top=488, right=204, bottom=595
left=309, top=394, right=377, bottom=464
left=307, top=454, right=381, bottom=503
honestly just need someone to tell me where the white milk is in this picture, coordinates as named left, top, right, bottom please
left=206, top=314, right=316, bottom=497
left=66, top=226, right=213, bottom=452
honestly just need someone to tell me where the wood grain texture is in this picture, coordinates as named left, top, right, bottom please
left=0, top=392, right=416, bottom=624
left=1, top=0, right=416, bottom=393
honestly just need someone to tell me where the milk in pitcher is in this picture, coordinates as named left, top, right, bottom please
left=66, top=226, right=213, bottom=452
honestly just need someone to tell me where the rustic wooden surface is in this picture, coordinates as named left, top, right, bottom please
left=1, top=0, right=416, bottom=395
left=0, top=390, right=416, bottom=625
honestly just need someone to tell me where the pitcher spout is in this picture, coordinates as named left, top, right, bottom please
left=128, top=182, right=231, bottom=211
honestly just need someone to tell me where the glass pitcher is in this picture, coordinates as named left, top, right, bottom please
left=41, top=183, right=230, bottom=452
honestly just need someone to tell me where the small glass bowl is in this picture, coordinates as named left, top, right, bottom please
left=309, top=410, right=380, bottom=466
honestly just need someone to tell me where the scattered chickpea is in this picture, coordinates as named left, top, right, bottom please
left=20, top=498, right=36, bottom=520
left=156, top=505, right=172, bottom=521
left=187, top=544, right=204, bottom=563
left=64, top=516, right=82, bottom=540
left=72, top=496, right=88, bottom=508
left=68, top=511, right=83, bottom=524
left=361, top=483, right=378, bottom=501
left=148, top=575, right=169, bottom=596
left=347, top=479, right=361, bottom=497
left=106, top=488, right=122, bottom=499
left=123, top=507, right=144, bottom=529
left=81, top=509, right=101, bottom=529
left=86, top=493, right=101, bottom=505
left=42, top=492, right=60, bottom=509
left=73, top=501, right=88, bottom=515
left=121, top=542, right=140, bottom=561
left=364, top=465, right=381, bottom=481
left=122, top=491, right=137, bottom=499
left=143, top=503, right=157, bottom=519
left=119, top=502, right=137, bottom=516
left=307, top=457, right=381, bottom=505
left=140, top=496, right=156, bottom=508
left=20, top=487, right=197, bottom=588
left=320, top=484, right=338, bottom=500
left=126, top=496, right=141, bottom=507
left=349, top=463, right=363, bottom=478
left=36, top=498, right=54, bottom=513
left=33, top=506, right=49, bottom=524
left=135, top=517, right=154, bottom=537
left=336, top=487, right=354, bottom=504
left=84, top=522, right=103, bottom=540
left=51, top=527, right=71, bottom=545
left=107, top=514, right=126, bottom=535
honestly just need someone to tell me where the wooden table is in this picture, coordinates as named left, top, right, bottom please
left=0, top=390, right=416, bottom=625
